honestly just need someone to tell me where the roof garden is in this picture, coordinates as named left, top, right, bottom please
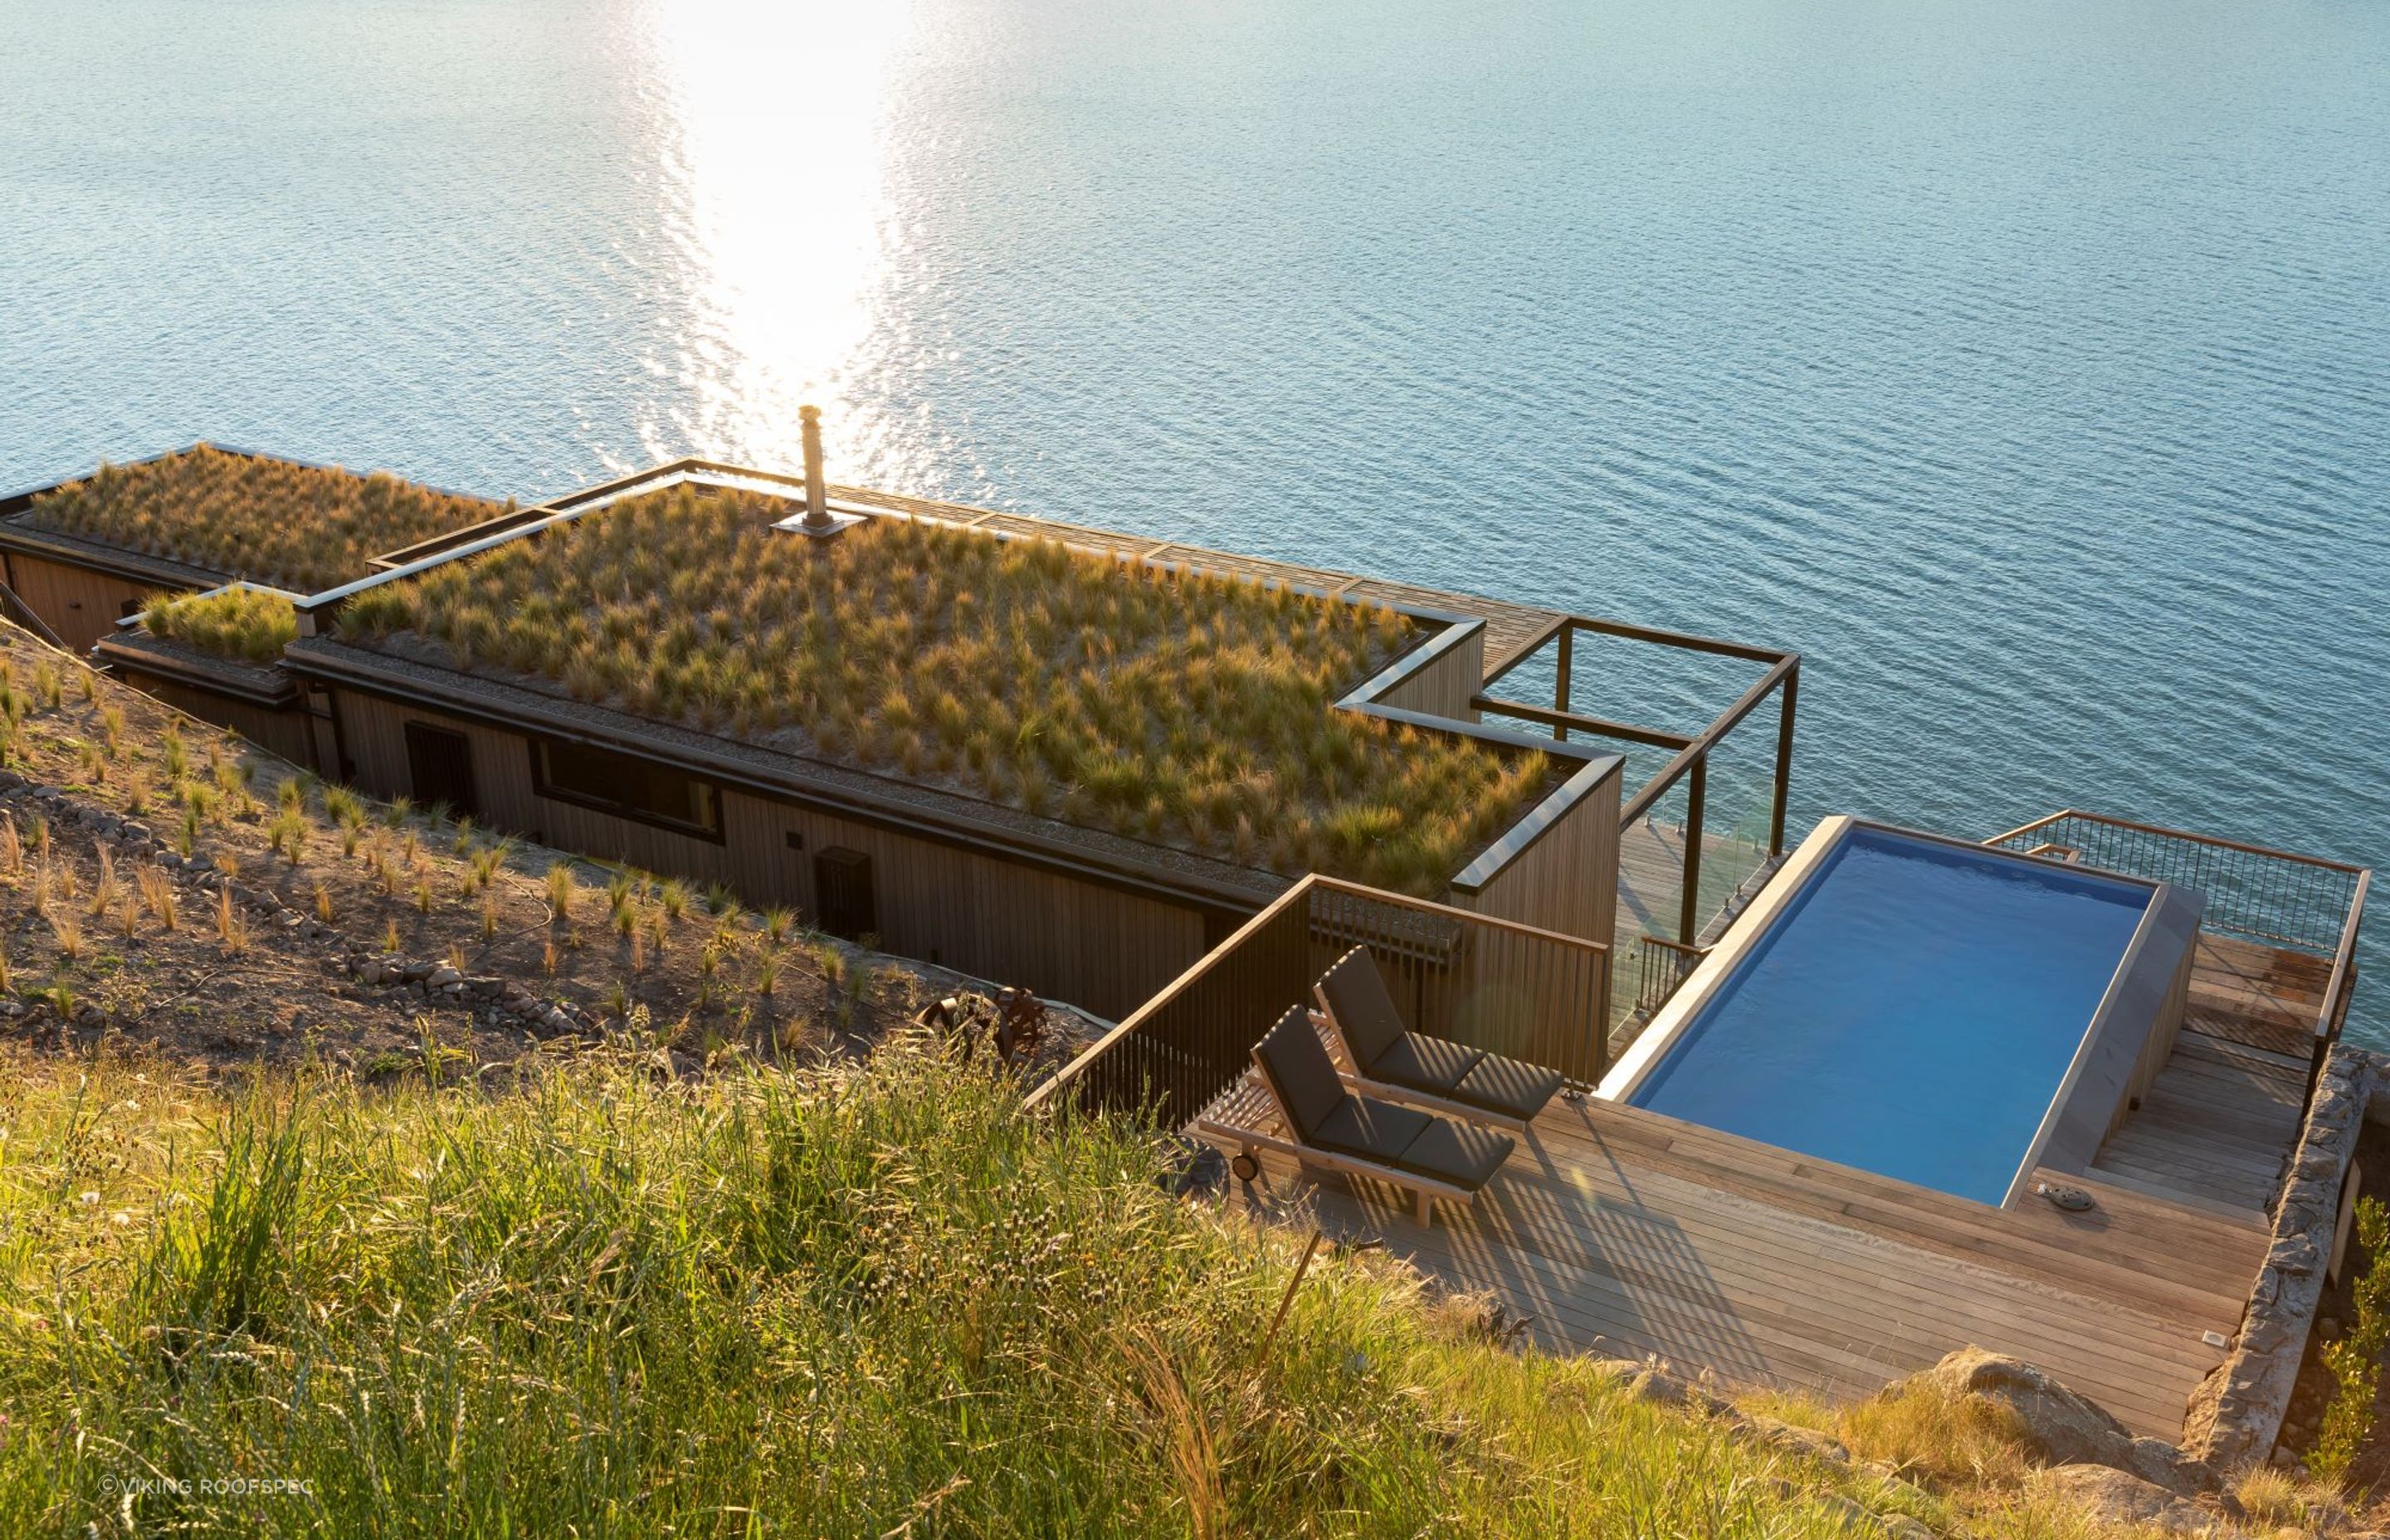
left=333, top=484, right=1554, bottom=894
left=139, top=585, right=300, bottom=665
left=21, top=444, right=505, bottom=592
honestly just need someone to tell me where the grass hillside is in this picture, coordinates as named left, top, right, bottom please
left=0, top=621, right=938, bottom=1075
left=0, top=1037, right=2196, bottom=1540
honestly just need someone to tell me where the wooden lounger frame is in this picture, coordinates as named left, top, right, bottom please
left=1305, top=1003, right=1546, bottom=1133
left=1194, top=1069, right=1482, bottom=1226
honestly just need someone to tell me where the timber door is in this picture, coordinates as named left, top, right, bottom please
left=402, top=723, right=479, bottom=819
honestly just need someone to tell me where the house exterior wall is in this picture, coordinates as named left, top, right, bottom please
left=1373, top=624, right=1485, bottom=723
left=111, top=668, right=316, bottom=768
left=2, top=551, right=154, bottom=651
left=329, top=690, right=1210, bottom=1019
left=1453, top=770, right=1620, bottom=948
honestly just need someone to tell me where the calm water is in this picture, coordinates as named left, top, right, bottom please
left=1628, top=829, right=2154, bottom=1203
left=3, top=0, right=2387, bottom=1038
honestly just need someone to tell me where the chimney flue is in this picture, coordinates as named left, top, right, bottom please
left=788, top=403, right=860, bottom=539
left=800, top=405, right=828, bottom=528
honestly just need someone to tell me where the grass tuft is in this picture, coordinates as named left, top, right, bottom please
left=141, top=587, right=299, bottom=664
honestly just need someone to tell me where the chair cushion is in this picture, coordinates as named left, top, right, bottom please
left=1393, top=1116, right=1515, bottom=1190
left=1451, top=1053, right=1566, bottom=1122
left=1311, top=1095, right=1433, bottom=1163
left=1371, top=1031, right=1483, bottom=1095
left=1316, top=946, right=1409, bottom=1070
left=1252, top=1006, right=1344, bottom=1141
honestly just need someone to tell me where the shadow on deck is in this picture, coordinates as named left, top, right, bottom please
left=1201, top=930, right=2333, bottom=1440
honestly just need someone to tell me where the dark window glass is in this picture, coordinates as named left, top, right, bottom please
left=533, top=739, right=720, bottom=839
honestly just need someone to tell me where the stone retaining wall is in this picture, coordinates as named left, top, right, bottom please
left=2185, top=1044, right=2381, bottom=1468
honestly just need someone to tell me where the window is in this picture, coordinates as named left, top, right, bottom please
left=531, top=738, right=722, bottom=841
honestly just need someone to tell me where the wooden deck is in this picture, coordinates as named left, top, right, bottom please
left=2086, top=934, right=2323, bottom=1215
left=1203, top=933, right=2331, bottom=1439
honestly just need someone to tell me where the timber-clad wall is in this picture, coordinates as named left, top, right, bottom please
left=115, top=669, right=316, bottom=768
left=2, top=551, right=151, bottom=651
left=332, top=692, right=1207, bottom=1018
left=1373, top=625, right=1484, bottom=723
left=1456, top=772, right=1619, bottom=948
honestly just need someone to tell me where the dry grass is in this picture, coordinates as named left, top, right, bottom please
left=0, top=1045, right=1946, bottom=1540
left=1739, top=1379, right=2035, bottom=1491
left=339, top=486, right=1551, bottom=893
left=25, top=444, right=504, bottom=592
left=140, top=585, right=300, bottom=664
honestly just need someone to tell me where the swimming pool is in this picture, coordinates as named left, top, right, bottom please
left=1599, top=819, right=2203, bottom=1206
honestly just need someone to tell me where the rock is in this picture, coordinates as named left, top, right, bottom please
left=1899, top=1348, right=2213, bottom=1492
left=426, top=967, right=461, bottom=989
left=1624, top=1367, right=1730, bottom=1416
left=1879, top=1518, right=1935, bottom=1540
left=2267, top=1235, right=2322, bottom=1277
left=1729, top=1413, right=1851, bottom=1465
left=2026, top=1466, right=2220, bottom=1534
left=1815, top=1493, right=1871, bottom=1530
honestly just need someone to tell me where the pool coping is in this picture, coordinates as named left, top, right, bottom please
left=1594, top=815, right=2202, bottom=1208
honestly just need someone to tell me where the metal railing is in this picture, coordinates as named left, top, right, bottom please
left=1026, top=874, right=1612, bottom=1128
left=1986, top=810, right=2369, bottom=1047
left=1633, top=935, right=1710, bottom=1022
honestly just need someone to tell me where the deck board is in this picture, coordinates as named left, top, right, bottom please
left=1201, top=934, right=2324, bottom=1439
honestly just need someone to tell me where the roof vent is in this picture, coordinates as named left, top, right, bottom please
left=778, top=404, right=863, bottom=539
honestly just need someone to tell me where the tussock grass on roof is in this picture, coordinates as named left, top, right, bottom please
left=339, top=486, right=1550, bottom=893
left=27, top=445, right=503, bottom=592
left=140, top=587, right=298, bottom=665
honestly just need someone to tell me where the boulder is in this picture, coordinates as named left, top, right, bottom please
left=1729, top=1412, right=1851, bottom=1465
left=1897, top=1348, right=2213, bottom=1494
left=2025, top=1465, right=2219, bottom=1534
left=1624, top=1366, right=1730, bottom=1416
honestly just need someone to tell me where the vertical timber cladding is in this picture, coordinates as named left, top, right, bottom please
left=117, top=670, right=316, bottom=768
left=5, top=552, right=154, bottom=651
left=329, top=690, right=1208, bottom=1018
left=1371, top=622, right=1485, bottom=723
left=1446, top=770, right=1622, bottom=1073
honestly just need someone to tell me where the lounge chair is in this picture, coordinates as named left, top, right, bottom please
left=1314, top=945, right=1565, bottom=1132
left=1200, top=1005, right=1514, bottom=1226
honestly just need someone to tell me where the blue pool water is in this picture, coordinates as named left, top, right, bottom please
left=1626, top=828, right=2153, bottom=1203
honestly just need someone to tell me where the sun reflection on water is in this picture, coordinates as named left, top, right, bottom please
left=640, top=0, right=910, bottom=480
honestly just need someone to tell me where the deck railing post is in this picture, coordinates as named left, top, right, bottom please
left=1680, top=754, right=1707, bottom=947
left=1770, top=661, right=1797, bottom=857
left=1554, top=624, right=1573, bottom=743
